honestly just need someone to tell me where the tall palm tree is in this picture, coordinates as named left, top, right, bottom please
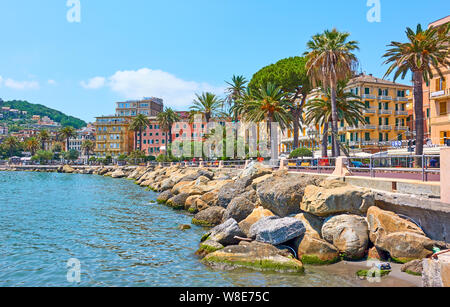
left=305, top=81, right=365, bottom=157
left=157, top=108, right=181, bottom=156
left=81, top=139, right=95, bottom=162
left=129, top=114, right=150, bottom=151
left=243, top=82, right=292, bottom=146
left=190, top=92, right=225, bottom=123
left=383, top=23, right=449, bottom=157
left=3, top=136, right=20, bottom=157
left=226, top=75, right=248, bottom=157
left=304, top=29, right=359, bottom=157
left=25, top=137, right=40, bottom=156
left=59, top=126, right=76, bottom=152
left=38, top=129, right=50, bottom=150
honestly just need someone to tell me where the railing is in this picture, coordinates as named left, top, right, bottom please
left=378, top=109, right=393, bottom=115
left=223, top=160, right=246, bottom=169
left=395, top=111, right=409, bottom=116
left=363, top=109, right=377, bottom=115
left=379, top=125, right=392, bottom=131
left=347, top=155, right=440, bottom=182
left=379, top=96, right=393, bottom=101
left=361, top=125, right=377, bottom=130
left=394, top=126, right=408, bottom=131
left=430, top=89, right=450, bottom=99
left=396, top=97, right=410, bottom=102
left=284, top=157, right=337, bottom=174
left=362, top=94, right=377, bottom=99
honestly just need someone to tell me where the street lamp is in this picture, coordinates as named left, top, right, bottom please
left=307, top=129, right=319, bottom=158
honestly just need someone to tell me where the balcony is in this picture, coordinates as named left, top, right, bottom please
left=395, top=110, right=409, bottom=116
left=394, top=126, right=408, bottom=131
left=360, top=125, right=377, bottom=130
left=346, top=126, right=361, bottom=132
left=348, top=141, right=361, bottom=147
left=396, top=97, right=410, bottom=102
left=362, top=94, right=377, bottom=100
left=379, top=96, right=393, bottom=101
left=363, top=108, right=377, bottom=115
left=362, top=140, right=378, bottom=146
left=378, top=109, right=393, bottom=116
left=379, top=125, right=392, bottom=131
left=430, top=89, right=450, bottom=100
left=338, top=127, right=347, bottom=133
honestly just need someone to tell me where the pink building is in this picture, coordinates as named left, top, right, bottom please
left=139, top=119, right=167, bottom=156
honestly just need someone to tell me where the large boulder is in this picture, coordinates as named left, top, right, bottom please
left=111, top=169, right=126, bottom=178
left=401, top=259, right=423, bottom=276
left=185, top=195, right=201, bottom=212
left=293, top=234, right=340, bottom=265
left=202, top=241, right=304, bottom=273
left=222, top=190, right=258, bottom=223
left=300, top=183, right=374, bottom=217
left=367, top=206, right=433, bottom=263
left=238, top=207, right=275, bottom=236
left=157, top=190, right=174, bottom=204
left=62, top=165, right=75, bottom=174
left=200, top=191, right=219, bottom=207
left=257, top=174, right=320, bottom=217
left=294, top=213, right=324, bottom=239
left=192, top=206, right=226, bottom=227
left=208, top=218, right=246, bottom=246
left=239, top=162, right=272, bottom=181
left=167, top=193, right=190, bottom=210
left=249, top=216, right=306, bottom=246
left=180, top=169, right=214, bottom=182
left=321, top=215, right=369, bottom=260
left=160, top=178, right=176, bottom=192
left=196, top=240, right=224, bottom=258
left=217, top=182, right=247, bottom=208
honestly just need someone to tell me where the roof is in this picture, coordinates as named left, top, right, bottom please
left=347, top=73, right=412, bottom=88
left=429, top=15, right=450, bottom=28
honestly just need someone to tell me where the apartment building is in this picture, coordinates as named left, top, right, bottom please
left=0, top=125, right=8, bottom=135
left=68, top=126, right=96, bottom=156
left=93, top=116, right=134, bottom=157
left=424, top=16, right=450, bottom=146
left=115, top=97, right=163, bottom=117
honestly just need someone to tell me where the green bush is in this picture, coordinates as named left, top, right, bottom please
left=289, top=147, right=313, bottom=159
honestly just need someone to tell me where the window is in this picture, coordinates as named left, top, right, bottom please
left=440, top=102, right=447, bottom=115
left=365, top=88, right=370, bottom=95
left=365, top=117, right=370, bottom=124
left=385, top=118, right=389, bottom=125
left=436, top=78, right=446, bottom=91
left=427, top=108, right=430, bottom=118
left=379, top=133, right=383, bottom=142
left=385, top=133, right=389, bottom=141
left=379, top=118, right=382, bottom=125
left=365, top=133, right=370, bottom=141
left=365, top=101, right=370, bottom=108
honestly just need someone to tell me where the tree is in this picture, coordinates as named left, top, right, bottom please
left=129, top=114, right=150, bottom=151
left=24, top=137, right=40, bottom=156
left=243, top=82, right=292, bottom=145
left=304, top=29, right=359, bottom=157
left=226, top=75, right=248, bottom=157
left=38, top=129, right=50, bottom=150
left=59, top=126, right=76, bottom=151
left=63, top=149, right=79, bottom=162
left=190, top=92, right=225, bottom=123
left=383, top=23, right=449, bottom=157
left=157, top=107, right=181, bottom=156
left=249, top=56, right=312, bottom=150
left=2, top=136, right=22, bottom=157
left=81, top=140, right=95, bottom=162
left=32, top=150, right=53, bottom=164
left=289, top=147, right=313, bottom=159
left=305, top=80, right=365, bottom=157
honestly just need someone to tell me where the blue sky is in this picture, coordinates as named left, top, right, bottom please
left=0, top=0, right=448, bottom=123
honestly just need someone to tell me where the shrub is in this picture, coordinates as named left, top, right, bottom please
left=289, top=147, right=313, bottom=159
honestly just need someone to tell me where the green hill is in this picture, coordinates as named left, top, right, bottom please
left=1, top=100, right=87, bottom=129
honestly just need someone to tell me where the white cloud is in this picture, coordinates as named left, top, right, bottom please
left=2, top=78, right=40, bottom=90
left=47, top=79, right=57, bottom=85
left=81, top=68, right=224, bottom=109
left=80, top=77, right=106, bottom=89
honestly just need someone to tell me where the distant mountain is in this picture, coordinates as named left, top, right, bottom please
left=0, top=100, right=87, bottom=129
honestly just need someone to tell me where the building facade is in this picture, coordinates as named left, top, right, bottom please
left=115, top=97, right=164, bottom=117
left=93, top=116, right=134, bottom=157
left=68, top=126, right=96, bottom=156
left=424, top=16, right=450, bottom=146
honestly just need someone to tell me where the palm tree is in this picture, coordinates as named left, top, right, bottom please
left=3, top=136, right=20, bottom=157
left=81, top=140, right=95, bottom=162
left=157, top=108, right=181, bottom=156
left=304, top=29, right=359, bottom=157
left=226, top=75, right=248, bottom=157
left=190, top=92, right=225, bottom=123
left=129, top=114, right=150, bottom=151
left=383, top=23, right=449, bottom=157
left=25, top=137, right=40, bottom=156
left=305, top=81, right=365, bottom=157
left=243, top=82, right=292, bottom=146
left=59, top=126, right=76, bottom=152
left=38, top=129, right=50, bottom=150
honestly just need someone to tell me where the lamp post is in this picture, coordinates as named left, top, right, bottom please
left=307, top=130, right=319, bottom=159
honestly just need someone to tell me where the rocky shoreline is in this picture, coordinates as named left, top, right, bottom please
left=2, top=163, right=449, bottom=285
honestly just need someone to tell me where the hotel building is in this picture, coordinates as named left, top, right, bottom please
left=93, top=116, right=134, bottom=157
left=115, top=97, right=163, bottom=117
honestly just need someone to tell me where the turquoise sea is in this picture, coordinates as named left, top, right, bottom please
left=0, top=171, right=360, bottom=287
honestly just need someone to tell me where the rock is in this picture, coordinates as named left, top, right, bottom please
left=195, top=198, right=210, bottom=212
left=239, top=162, right=272, bottom=180
left=300, top=184, right=374, bottom=217
left=249, top=216, right=306, bottom=246
left=171, top=181, right=196, bottom=195
left=257, top=174, right=320, bottom=217
left=157, top=190, right=174, bottom=204
left=200, top=191, right=219, bottom=207
left=180, top=169, right=214, bottom=182
left=167, top=193, right=190, bottom=209
left=192, top=206, right=226, bottom=227
left=185, top=195, right=201, bottom=212
left=111, top=169, right=126, bottom=178
left=239, top=207, right=275, bottom=236
left=62, top=165, right=75, bottom=174
left=368, top=247, right=389, bottom=261
left=217, top=182, right=246, bottom=208
left=294, top=234, right=340, bottom=265
left=196, top=240, right=224, bottom=257
left=202, top=241, right=304, bottom=273
left=208, top=218, right=246, bottom=246
left=423, top=253, right=450, bottom=287
left=160, top=178, right=176, bottom=191
left=321, top=215, right=369, bottom=260
left=178, top=224, right=191, bottom=231
left=401, top=259, right=423, bottom=276
left=294, top=213, right=324, bottom=239
left=367, top=206, right=433, bottom=262
left=222, top=193, right=257, bottom=223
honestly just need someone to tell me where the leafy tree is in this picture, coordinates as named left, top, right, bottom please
left=59, top=126, right=76, bottom=151
left=157, top=107, right=181, bottom=156
left=190, top=92, right=225, bottom=123
left=32, top=150, right=54, bottom=164
left=38, top=129, right=50, bottom=150
left=304, top=29, right=359, bottom=157
left=81, top=140, right=95, bottom=161
left=383, top=23, right=449, bottom=157
left=127, top=150, right=146, bottom=164
left=249, top=56, right=312, bottom=149
left=129, top=114, right=150, bottom=151
left=24, top=137, right=40, bottom=156
left=289, top=147, right=313, bottom=159
left=63, top=149, right=79, bottom=161
left=2, top=136, right=22, bottom=157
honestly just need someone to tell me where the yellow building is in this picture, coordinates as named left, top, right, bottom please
left=425, top=16, right=450, bottom=146
left=93, top=116, right=134, bottom=157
